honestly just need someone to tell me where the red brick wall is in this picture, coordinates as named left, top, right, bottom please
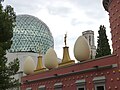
left=21, top=55, right=119, bottom=90
left=109, top=0, right=120, bottom=54
left=21, top=67, right=120, bottom=90
left=108, top=0, right=120, bottom=67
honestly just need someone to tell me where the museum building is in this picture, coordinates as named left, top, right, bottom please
left=21, top=0, right=120, bottom=90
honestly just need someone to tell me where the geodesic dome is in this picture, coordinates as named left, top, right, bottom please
left=9, top=14, right=54, bottom=54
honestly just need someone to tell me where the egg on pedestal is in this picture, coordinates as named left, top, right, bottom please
left=74, top=36, right=91, bottom=62
left=44, top=48, right=58, bottom=70
left=23, top=56, right=35, bottom=75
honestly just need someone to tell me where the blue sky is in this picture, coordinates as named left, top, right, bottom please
left=2, top=0, right=112, bottom=59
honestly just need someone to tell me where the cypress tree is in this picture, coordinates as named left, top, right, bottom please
left=0, top=1, right=19, bottom=90
left=95, top=25, right=111, bottom=58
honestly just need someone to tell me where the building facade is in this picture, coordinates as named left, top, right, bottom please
left=82, top=30, right=96, bottom=59
left=21, top=0, right=120, bottom=90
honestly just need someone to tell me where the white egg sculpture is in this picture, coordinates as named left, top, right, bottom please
left=44, top=48, right=58, bottom=69
left=74, top=36, right=91, bottom=61
left=23, top=56, right=35, bottom=75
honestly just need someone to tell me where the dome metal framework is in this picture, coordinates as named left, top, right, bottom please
left=9, top=15, right=54, bottom=54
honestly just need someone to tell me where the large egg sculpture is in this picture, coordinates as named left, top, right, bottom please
left=44, top=48, right=58, bottom=69
left=74, top=36, right=91, bottom=61
left=23, top=56, right=35, bottom=75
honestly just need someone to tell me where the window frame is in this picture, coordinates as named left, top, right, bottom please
left=26, top=87, right=32, bottom=90
left=93, top=76, right=106, bottom=90
left=54, top=82, right=63, bottom=90
left=77, top=86, right=86, bottom=90
left=75, top=79, right=86, bottom=90
left=95, top=83, right=105, bottom=90
left=38, top=85, right=46, bottom=90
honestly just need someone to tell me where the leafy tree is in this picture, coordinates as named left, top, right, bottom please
left=95, top=25, right=111, bottom=58
left=0, top=2, right=19, bottom=90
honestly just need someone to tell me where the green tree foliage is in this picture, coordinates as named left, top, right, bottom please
left=95, top=25, right=111, bottom=58
left=0, top=2, right=19, bottom=90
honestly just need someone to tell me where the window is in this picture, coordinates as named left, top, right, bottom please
left=89, top=36, right=91, bottom=45
left=75, top=79, right=86, bottom=90
left=95, top=84, right=105, bottom=90
left=78, top=88, right=84, bottom=90
left=93, top=76, right=106, bottom=90
left=54, top=83, right=63, bottom=90
left=78, top=86, right=85, bottom=90
left=38, top=85, right=46, bottom=90
left=96, top=85, right=104, bottom=90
